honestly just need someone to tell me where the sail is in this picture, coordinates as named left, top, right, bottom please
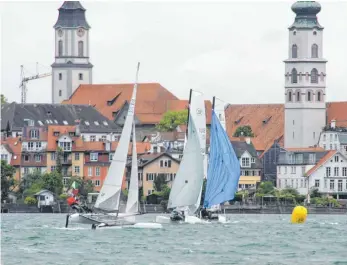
left=203, top=110, right=240, bottom=209
left=167, top=114, right=204, bottom=213
left=94, top=63, right=140, bottom=212
left=125, top=122, right=139, bottom=214
left=213, top=100, right=226, bottom=131
left=189, top=91, right=207, bottom=213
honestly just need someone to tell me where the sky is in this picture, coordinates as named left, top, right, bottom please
left=1, top=1, right=347, bottom=105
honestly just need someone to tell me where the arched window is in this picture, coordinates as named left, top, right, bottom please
left=311, top=44, right=318, bottom=58
left=317, top=91, right=322, bottom=102
left=292, top=44, right=298, bottom=58
left=296, top=91, right=300, bottom=101
left=307, top=91, right=312, bottom=102
left=311, top=68, right=318, bottom=83
left=58, top=40, right=63, bottom=56
left=78, top=41, right=84, bottom=57
left=288, top=91, right=292, bottom=102
left=291, top=68, right=298, bottom=84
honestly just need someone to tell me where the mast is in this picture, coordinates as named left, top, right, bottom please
left=212, top=96, right=216, bottom=110
left=185, top=89, right=193, bottom=138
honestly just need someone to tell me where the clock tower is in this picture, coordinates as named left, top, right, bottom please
left=51, top=1, right=93, bottom=103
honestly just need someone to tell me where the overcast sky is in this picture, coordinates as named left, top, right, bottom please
left=1, top=1, right=346, bottom=105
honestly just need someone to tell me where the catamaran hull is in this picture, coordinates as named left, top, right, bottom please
left=68, top=212, right=142, bottom=226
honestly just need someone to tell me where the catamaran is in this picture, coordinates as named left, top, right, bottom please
left=66, top=63, right=141, bottom=228
left=201, top=96, right=241, bottom=223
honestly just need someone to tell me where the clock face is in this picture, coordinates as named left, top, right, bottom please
left=58, top=29, right=63, bottom=37
left=77, top=28, right=85, bottom=37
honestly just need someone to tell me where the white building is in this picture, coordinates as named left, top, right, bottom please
left=318, top=120, right=347, bottom=156
left=51, top=1, right=93, bottom=103
left=34, top=190, right=55, bottom=208
left=284, top=1, right=327, bottom=148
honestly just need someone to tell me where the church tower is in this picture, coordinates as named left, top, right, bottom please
left=284, top=1, right=327, bottom=148
left=51, top=1, right=93, bottom=103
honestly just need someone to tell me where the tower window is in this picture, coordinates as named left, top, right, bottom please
left=307, top=91, right=312, bottom=102
left=311, top=44, right=318, bottom=58
left=317, top=91, right=322, bottom=102
left=58, top=40, right=63, bottom=56
left=288, top=91, right=292, bottom=102
left=311, top=68, right=318, bottom=83
left=78, top=41, right=84, bottom=57
left=59, top=73, right=62, bottom=80
left=313, top=31, right=317, bottom=35
left=293, top=31, right=296, bottom=36
left=296, top=91, right=300, bottom=101
left=292, top=44, right=298, bottom=58
left=291, top=68, right=298, bottom=84
left=59, top=90, right=62, bottom=96
left=79, top=73, right=83, bottom=80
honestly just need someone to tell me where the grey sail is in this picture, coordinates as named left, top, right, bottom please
left=125, top=122, right=139, bottom=214
left=94, top=63, right=140, bottom=212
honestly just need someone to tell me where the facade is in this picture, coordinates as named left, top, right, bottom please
left=318, top=120, right=347, bottom=155
left=34, top=189, right=55, bottom=208
left=0, top=137, right=22, bottom=183
left=52, top=1, right=93, bottom=103
left=284, top=1, right=327, bottom=148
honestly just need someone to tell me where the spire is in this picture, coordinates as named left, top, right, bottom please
left=53, top=1, right=90, bottom=29
left=289, top=1, right=323, bottom=30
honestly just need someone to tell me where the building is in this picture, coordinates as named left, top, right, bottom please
left=126, top=152, right=180, bottom=197
left=1, top=103, right=119, bottom=139
left=0, top=137, right=22, bottom=183
left=52, top=1, right=93, bottom=103
left=231, top=139, right=262, bottom=190
left=318, top=120, right=347, bottom=155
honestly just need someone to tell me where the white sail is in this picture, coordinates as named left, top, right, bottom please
left=189, top=91, right=207, bottom=214
left=94, top=63, right=140, bottom=212
left=213, top=99, right=226, bottom=131
left=125, top=122, right=139, bottom=214
left=167, top=114, right=204, bottom=214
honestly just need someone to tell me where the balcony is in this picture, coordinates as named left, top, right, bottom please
left=22, top=146, right=46, bottom=152
left=277, top=158, right=317, bottom=165
left=61, top=159, right=72, bottom=165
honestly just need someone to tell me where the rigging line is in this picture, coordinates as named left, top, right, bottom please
left=191, top=89, right=204, bottom=95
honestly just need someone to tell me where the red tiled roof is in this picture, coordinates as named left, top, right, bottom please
left=326, top=102, right=347, bottom=127
left=305, top=150, right=337, bottom=176
left=1, top=137, right=22, bottom=166
left=47, top=125, right=77, bottom=151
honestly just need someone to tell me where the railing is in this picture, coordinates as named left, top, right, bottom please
left=22, top=146, right=46, bottom=152
left=61, top=159, right=72, bottom=165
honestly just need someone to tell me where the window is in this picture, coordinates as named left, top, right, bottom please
left=74, top=153, right=80, bottom=161
left=301, top=166, right=305, bottom=175
left=334, top=134, right=338, bottom=141
left=101, top=135, right=107, bottom=142
left=310, top=68, right=318, bottom=84
left=90, top=153, right=98, bottom=161
left=241, top=157, right=250, bottom=167
left=326, top=167, right=331, bottom=177
left=334, top=167, right=339, bottom=176
left=59, top=73, right=62, bottom=80
left=300, top=179, right=303, bottom=188
left=28, top=142, right=34, bottom=150
left=324, top=179, right=327, bottom=188
left=95, top=180, right=100, bottom=186
left=1, top=154, right=8, bottom=161
left=334, top=156, right=339, bottom=162
left=74, top=166, right=80, bottom=174
left=296, top=91, right=300, bottom=101
left=338, top=180, right=343, bottom=192
left=138, top=173, right=143, bottom=181
left=63, top=177, right=69, bottom=186
left=291, top=179, right=294, bottom=187
left=109, top=153, right=113, bottom=161
left=313, top=31, right=317, bottom=36
left=343, top=167, right=347, bottom=177
left=160, top=160, right=171, bottom=168
left=292, top=44, right=298, bottom=58
left=160, top=160, right=163, bottom=167
left=311, top=44, right=318, bottom=58
left=78, top=41, right=83, bottom=57
left=291, top=167, right=296, bottom=174
left=291, top=68, right=298, bottom=83
left=330, top=144, right=333, bottom=150
left=296, top=179, right=298, bottom=188
left=315, top=179, right=320, bottom=187
left=309, top=154, right=315, bottom=163
left=30, top=130, right=38, bottom=139
left=146, top=173, right=155, bottom=181
left=54, top=132, right=60, bottom=136
left=90, top=135, right=96, bottom=142
left=288, top=91, right=292, bottom=102
left=251, top=157, right=255, bottom=163
left=50, top=166, right=56, bottom=172
left=23, top=155, right=29, bottom=161
left=168, top=160, right=172, bottom=168
left=330, top=180, right=335, bottom=190
left=95, top=167, right=100, bottom=176
left=59, top=90, right=62, bottom=97
left=307, top=91, right=312, bottom=102
left=323, top=134, right=326, bottom=141
left=88, top=167, right=92, bottom=176
left=79, top=73, right=83, bottom=80
left=293, top=31, right=296, bottom=35
left=317, top=91, right=321, bottom=101
left=50, top=152, right=56, bottom=161
left=330, top=134, right=333, bottom=142
left=58, top=40, right=63, bottom=56
left=59, top=142, right=71, bottom=151
left=34, top=154, right=41, bottom=162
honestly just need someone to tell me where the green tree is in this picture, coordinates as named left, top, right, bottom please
left=41, top=171, right=63, bottom=195
left=256, top=181, right=275, bottom=196
left=310, top=187, right=321, bottom=198
left=233, top=125, right=254, bottom=137
left=156, top=110, right=188, bottom=131
left=1, top=160, right=16, bottom=201
left=55, top=147, right=63, bottom=174
left=1, top=94, right=7, bottom=105
left=153, top=174, right=167, bottom=192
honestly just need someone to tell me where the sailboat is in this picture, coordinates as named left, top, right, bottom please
left=202, top=96, right=240, bottom=223
left=66, top=63, right=141, bottom=227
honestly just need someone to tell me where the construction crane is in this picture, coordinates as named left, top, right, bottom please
left=20, top=63, right=52, bottom=104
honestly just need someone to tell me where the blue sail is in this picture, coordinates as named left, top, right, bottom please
left=203, top=110, right=240, bottom=208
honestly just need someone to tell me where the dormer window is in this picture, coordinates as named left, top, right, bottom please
left=59, top=141, right=71, bottom=151
left=30, top=129, right=39, bottom=139
left=54, top=132, right=60, bottom=136
left=90, top=152, right=98, bottom=161
left=241, top=157, right=250, bottom=167
left=251, top=157, right=255, bottom=163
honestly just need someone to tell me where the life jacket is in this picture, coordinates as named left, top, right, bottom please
left=66, top=196, right=77, bottom=206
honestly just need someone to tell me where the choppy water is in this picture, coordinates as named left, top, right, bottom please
left=1, top=214, right=347, bottom=265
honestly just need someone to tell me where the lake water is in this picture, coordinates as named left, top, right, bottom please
left=2, top=213, right=347, bottom=265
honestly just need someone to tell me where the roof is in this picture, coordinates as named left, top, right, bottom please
left=34, top=189, right=54, bottom=196
left=230, top=140, right=262, bottom=169
left=1, top=103, right=119, bottom=133
left=305, top=150, right=337, bottom=176
left=289, top=1, right=323, bottom=30
left=225, top=101, right=347, bottom=153
left=80, top=141, right=151, bottom=155
left=132, top=152, right=180, bottom=168
left=62, top=83, right=213, bottom=125
left=54, top=1, right=90, bottom=29
left=338, top=133, right=347, bottom=145
left=0, top=137, right=22, bottom=166
left=47, top=125, right=78, bottom=151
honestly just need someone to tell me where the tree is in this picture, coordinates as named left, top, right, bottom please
left=233, top=125, right=254, bottom=137
left=66, top=176, right=94, bottom=199
left=156, top=110, right=188, bottom=131
left=153, top=174, right=167, bottom=192
left=55, top=147, right=63, bottom=174
left=1, top=94, right=7, bottom=105
left=256, top=181, right=275, bottom=196
left=41, top=171, right=63, bottom=195
left=1, top=160, right=16, bottom=201
left=310, top=187, right=321, bottom=198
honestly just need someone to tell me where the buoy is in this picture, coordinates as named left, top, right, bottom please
left=291, top=206, right=307, bottom=224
